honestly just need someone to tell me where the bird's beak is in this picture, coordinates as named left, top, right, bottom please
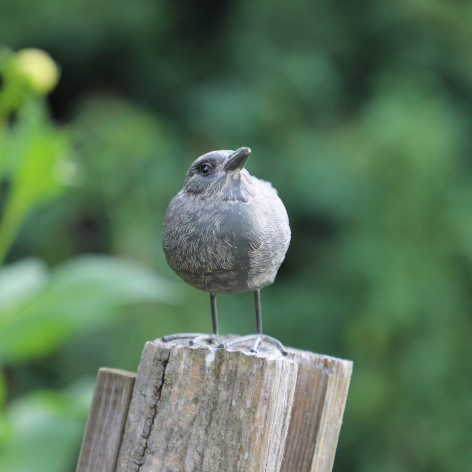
left=224, top=147, right=251, bottom=172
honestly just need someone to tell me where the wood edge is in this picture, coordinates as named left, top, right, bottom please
left=76, top=367, right=137, bottom=472
left=310, top=356, right=353, bottom=472
left=280, top=348, right=353, bottom=472
left=115, top=342, right=170, bottom=472
left=97, top=366, right=138, bottom=379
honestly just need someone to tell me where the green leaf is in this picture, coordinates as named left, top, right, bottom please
left=50, top=255, right=174, bottom=304
left=0, top=102, right=70, bottom=264
left=0, top=256, right=177, bottom=362
left=0, top=386, right=91, bottom=472
left=0, top=258, right=48, bottom=310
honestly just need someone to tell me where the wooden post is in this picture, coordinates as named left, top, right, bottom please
left=281, top=350, right=353, bottom=472
left=77, top=339, right=352, bottom=472
left=76, top=368, right=136, bottom=472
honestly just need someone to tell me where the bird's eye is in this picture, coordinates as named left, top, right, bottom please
left=200, top=164, right=212, bottom=176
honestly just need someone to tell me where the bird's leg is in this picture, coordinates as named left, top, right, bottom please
left=189, top=293, right=222, bottom=346
left=247, top=289, right=263, bottom=352
left=255, top=289, right=262, bottom=335
left=224, top=290, right=288, bottom=356
left=211, top=292, right=219, bottom=336
left=162, top=293, right=223, bottom=348
left=187, top=293, right=224, bottom=347
left=249, top=289, right=263, bottom=352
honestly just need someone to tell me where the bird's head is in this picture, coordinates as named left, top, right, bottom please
left=182, top=147, right=256, bottom=201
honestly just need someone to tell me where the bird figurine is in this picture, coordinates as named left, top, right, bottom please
left=162, top=147, right=290, bottom=354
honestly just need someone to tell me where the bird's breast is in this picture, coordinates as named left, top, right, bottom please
left=162, top=188, right=290, bottom=294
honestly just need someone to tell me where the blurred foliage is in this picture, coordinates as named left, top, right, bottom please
left=0, top=48, right=176, bottom=472
left=1, top=1, right=472, bottom=471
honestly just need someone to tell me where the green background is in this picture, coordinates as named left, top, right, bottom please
left=1, top=1, right=472, bottom=471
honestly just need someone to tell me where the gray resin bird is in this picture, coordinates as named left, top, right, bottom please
left=162, top=147, right=290, bottom=354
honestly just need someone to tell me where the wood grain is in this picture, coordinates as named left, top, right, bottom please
left=115, top=340, right=299, bottom=472
left=75, top=367, right=136, bottom=472
left=77, top=341, right=352, bottom=472
left=281, top=349, right=353, bottom=472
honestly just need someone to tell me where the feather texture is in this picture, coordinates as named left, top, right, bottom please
left=162, top=149, right=290, bottom=294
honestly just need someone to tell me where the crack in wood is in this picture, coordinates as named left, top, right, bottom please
left=135, top=357, right=168, bottom=471
left=110, top=340, right=352, bottom=472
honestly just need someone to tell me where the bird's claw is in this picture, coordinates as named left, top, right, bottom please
left=225, top=334, right=288, bottom=356
left=162, top=333, right=224, bottom=348
left=250, top=336, right=261, bottom=353
left=162, top=333, right=287, bottom=356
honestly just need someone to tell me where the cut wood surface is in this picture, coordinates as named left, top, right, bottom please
left=76, top=367, right=136, bottom=472
left=115, top=340, right=299, bottom=472
left=77, top=339, right=353, bottom=472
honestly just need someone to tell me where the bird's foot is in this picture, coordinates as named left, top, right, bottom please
left=224, top=334, right=288, bottom=356
left=161, top=333, right=224, bottom=349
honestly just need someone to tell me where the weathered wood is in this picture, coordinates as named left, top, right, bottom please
left=77, top=340, right=352, bottom=472
left=115, top=339, right=299, bottom=472
left=281, top=349, right=353, bottom=472
left=76, top=367, right=136, bottom=472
